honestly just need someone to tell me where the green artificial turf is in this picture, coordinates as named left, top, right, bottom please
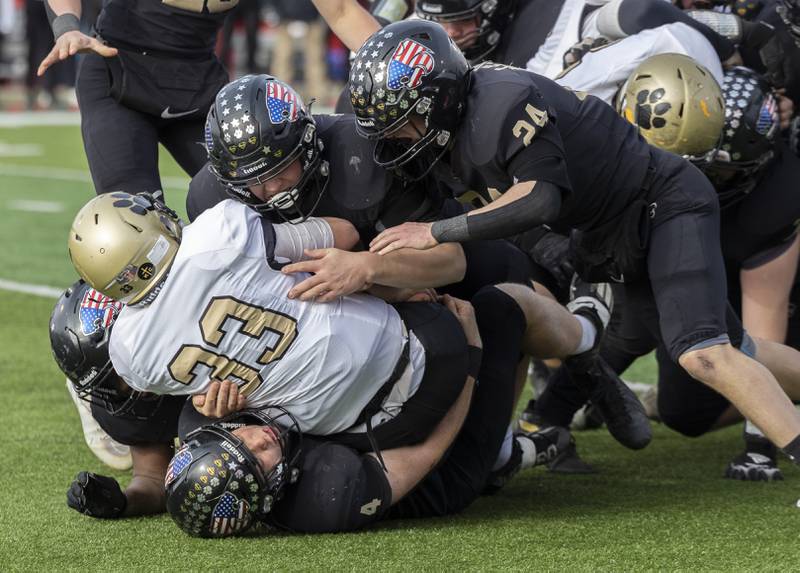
left=1, top=123, right=798, bottom=571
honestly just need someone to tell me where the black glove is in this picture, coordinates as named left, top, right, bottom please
left=67, top=471, right=127, bottom=519
left=562, top=37, right=609, bottom=70
left=529, top=231, right=575, bottom=290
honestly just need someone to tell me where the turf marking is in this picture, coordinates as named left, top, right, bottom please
left=0, top=163, right=190, bottom=190
left=7, top=199, right=64, bottom=213
left=0, top=141, right=44, bottom=157
left=0, top=278, right=63, bottom=298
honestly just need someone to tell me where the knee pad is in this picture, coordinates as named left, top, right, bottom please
left=471, top=286, right=527, bottom=337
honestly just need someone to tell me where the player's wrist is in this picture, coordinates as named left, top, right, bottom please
left=52, top=13, right=81, bottom=40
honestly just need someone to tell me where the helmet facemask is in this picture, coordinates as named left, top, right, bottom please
left=206, top=76, right=330, bottom=224
left=416, top=0, right=513, bottom=63
left=50, top=280, right=163, bottom=420
left=165, top=407, right=302, bottom=538
left=348, top=21, right=470, bottom=181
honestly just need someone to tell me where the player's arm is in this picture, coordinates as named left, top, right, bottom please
left=369, top=180, right=564, bottom=254
left=369, top=93, right=569, bottom=255
left=269, top=217, right=359, bottom=263
left=312, top=0, right=381, bottom=53
left=741, top=234, right=800, bottom=342
left=39, top=0, right=117, bottom=76
left=593, top=0, right=736, bottom=62
left=282, top=243, right=467, bottom=302
left=66, top=444, right=173, bottom=519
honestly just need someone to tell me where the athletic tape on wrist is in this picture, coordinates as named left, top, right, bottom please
left=52, top=13, right=80, bottom=40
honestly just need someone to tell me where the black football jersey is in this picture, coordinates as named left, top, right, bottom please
left=266, top=438, right=391, bottom=533
left=492, top=0, right=566, bottom=67
left=90, top=395, right=186, bottom=446
left=448, top=64, right=651, bottom=230
left=187, top=114, right=444, bottom=242
left=96, top=0, right=237, bottom=56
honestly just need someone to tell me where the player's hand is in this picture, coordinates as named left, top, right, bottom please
left=529, top=231, right=574, bottom=291
left=442, top=294, right=482, bottom=349
left=369, top=222, right=438, bottom=255
left=37, top=30, right=118, bottom=77
left=776, top=90, right=794, bottom=131
left=67, top=471, right=127, bottom=519
left=722, top=49, right=743, bottom=69
left=283, top=249, right=372, bottom=302
left=192, top=380, right=246, bottom=419
left=562, top=37, right=608, bottom=70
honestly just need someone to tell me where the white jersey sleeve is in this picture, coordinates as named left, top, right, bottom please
left=555, top=23, right=724, bottom=105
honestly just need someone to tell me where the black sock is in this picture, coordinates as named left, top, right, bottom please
left=782, top=434, right=800, bottom=465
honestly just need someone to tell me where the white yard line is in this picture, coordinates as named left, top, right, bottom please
left=8, top=199, right=64, bottom=213
left=0, top=278, right=63, bottom=298
left=0, top=163, right=190, bottom=190
left=0, top=111, right=81, bottom=128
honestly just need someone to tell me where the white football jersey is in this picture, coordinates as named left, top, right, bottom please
left=555, top=23, right=724, bottom=104
left=109, top=200, right=422, bottom=434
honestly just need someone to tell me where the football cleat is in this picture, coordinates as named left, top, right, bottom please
left=565, top=357, right=652, bottom=450
left=66, top=379, right=132, bottom=471
left=724, top=451, right=783, bottom=482
left=567, top=277, right=613, bottom=332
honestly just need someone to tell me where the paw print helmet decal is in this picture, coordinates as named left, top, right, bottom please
left=617, top=53, right=725, bottom=158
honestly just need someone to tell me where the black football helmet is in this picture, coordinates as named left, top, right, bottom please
left=348, top=20, right=470, bottom=178
left=778, top=0, right=800, bottom=46
left=49, top=280, right=162, bottom=419
left=205, top=75, right=329, bottom=222
left=415, top=0, right=516, bottom=63
left=165, top=408, right=302, bottom=538
left=698, top=67, right=780, bottom=207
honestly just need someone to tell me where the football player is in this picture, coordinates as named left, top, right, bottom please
left=67, top=180, right=633, bottom=462
left=313, top=0, right=736, bottom=74
left=164, top=288, right=573, bottom=536
left=191, top=75, right=650, bottom=451
left=354, top=20, right=800, bottom=475
left=38, top=0, right=234, bottom=197
left=50, top=280, right=187, bottom=518
left=530, top=57, right=800, bottom=481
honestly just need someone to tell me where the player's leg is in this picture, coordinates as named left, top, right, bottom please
left=158, top=116, right=211, bottom=179
left=75, top=54, right=163, bottom=195
left=66, top=379, right=132, bottom=471
left=389, top=286, right=561, bottom=517
left=646, top=160, right=800, bottom=459
left=497, top=281, right=652, bottom=449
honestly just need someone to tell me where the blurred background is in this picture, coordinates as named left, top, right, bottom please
left=0, top=0, right=352, bottom=111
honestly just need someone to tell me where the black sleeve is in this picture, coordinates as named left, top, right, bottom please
left=90, top=396, right=185, bottom=446
left=268, top=442, right=392, bottom=533
left=615, top=0, right=735, bottom=60
left=186, top=164, right=230, bottom=222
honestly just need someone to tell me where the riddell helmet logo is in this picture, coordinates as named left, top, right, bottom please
left=421, top=3, right=443, bottom=12
left=241, top=161, right=269, bottom=175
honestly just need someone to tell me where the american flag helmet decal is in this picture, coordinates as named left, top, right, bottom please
left=387, top=39, right=435, bottom=91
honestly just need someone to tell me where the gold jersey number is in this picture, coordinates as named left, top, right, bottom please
left=168, top=296, right=298, bottom=396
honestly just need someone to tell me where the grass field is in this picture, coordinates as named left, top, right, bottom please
left=1, top=116, right=798, bottom=571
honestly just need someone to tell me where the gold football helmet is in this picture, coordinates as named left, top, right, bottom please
left=68, top=193, right=182, bottom=305
left=617, top=53, right=725, bottom=157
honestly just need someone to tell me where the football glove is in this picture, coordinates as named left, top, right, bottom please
left=67, top=471, right=127, bottom=518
